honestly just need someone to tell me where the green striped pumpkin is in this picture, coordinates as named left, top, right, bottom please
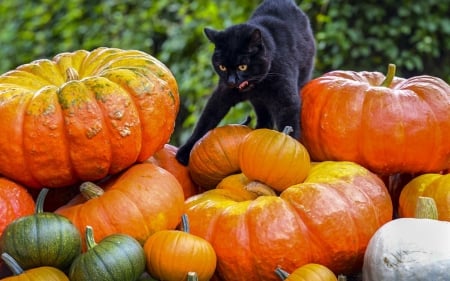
left=0, top=188, right=81, bottom=270
left=69, top=225, right=145, bottom=281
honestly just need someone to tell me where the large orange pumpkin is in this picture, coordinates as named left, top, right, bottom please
left=301, top=64, right=450, bottom=175
left=55, top=162, right=184, bottom=247
left=398, top=173, right=449, bottom=221
left=185, top=161, right=393, bottom=280
left=0, top=177, right=35, bottom=236
left=188, top=124, right=252, bottom=189
left=0, top=47, right=179, bottom=188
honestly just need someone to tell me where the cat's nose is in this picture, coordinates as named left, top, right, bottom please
left=227, top=75, right=238, bottom=88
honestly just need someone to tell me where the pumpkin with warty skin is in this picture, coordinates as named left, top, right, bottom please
left=275, top=264, right=337, bottom=281
left=188, top=124, right=253, bottom=189
left=55, top=162, right=185, bottom=247
left=0, top=177, right=35, bottom=236
left=0, top=189, right=81, bottom=270
left=399, top=173, right=449, bottom=221
left=147, top=144, right=200, bottom=199
left=185, top=161, right=393, bottom=281
left=69, top=226, right=146, bottom=281
left=301, top=64, right=450, bottom=175
left=0, top=47, right=179, bottom=188
left=144, top=214, right=217, bottom=281
left=0, top=253, right=69, bottom=281
left=239, top=127, right=311, bottom=192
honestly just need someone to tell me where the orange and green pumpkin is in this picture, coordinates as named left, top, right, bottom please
left=0, top=47, right=179, bottom=188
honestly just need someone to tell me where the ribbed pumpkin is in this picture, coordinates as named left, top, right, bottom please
left=1, top=253, right=69, bottom=281
left=0, top=189, right=81, bottom=270
left=188, top=124, right=252, bottom=189
left=144, top=214, right=217, bottom=281
left=55, top=162, right=185, bottom=247
left=69, top=226, right=145, bottom=281
left=398, top=173, right=449, bottom=221
left=239, top=127, right=311, bottom=192
left=0, top=177, right=35, bottom=236
left=275, top=264, right=337, bottom=281
left=0, top=47, right=179, bottom=188
left=301, top=64, right=450, bottom=175
left=147, top=144, right=199, bottom=199
left=185, top=161, right=393, bottom=280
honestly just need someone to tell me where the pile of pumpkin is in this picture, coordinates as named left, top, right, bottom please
left=0, top=47, right=449, bottom=281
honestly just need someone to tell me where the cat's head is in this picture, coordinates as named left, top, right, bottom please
left=204, top=24, right=271, bottom=91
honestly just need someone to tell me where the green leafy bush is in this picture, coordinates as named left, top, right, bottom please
left=0, top=0, right=448, bottom=146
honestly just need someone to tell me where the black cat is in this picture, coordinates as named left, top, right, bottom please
left=176, top=0, right=316, bottom=165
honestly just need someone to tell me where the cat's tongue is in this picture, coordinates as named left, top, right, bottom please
left=238, top=81, right=249, bottom=90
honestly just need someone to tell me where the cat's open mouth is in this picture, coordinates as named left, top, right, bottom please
left=238, top=81, right=253, bottom=91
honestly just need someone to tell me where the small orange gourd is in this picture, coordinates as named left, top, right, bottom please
left=188, top=124, right=252, bottom=189
left=239, top=126, right=311, bottom=192
left=398, top=173, right=449, bottom=221
left=0, top=252, right=69, bottom=281
left=144, top=214, right=216, bottom=281
left=275, top=264, right=337, bottom=281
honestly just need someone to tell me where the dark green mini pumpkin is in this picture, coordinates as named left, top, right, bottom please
left=0, top=188, right=81, bottom=270
left=69, top=225, right=146, bottom=281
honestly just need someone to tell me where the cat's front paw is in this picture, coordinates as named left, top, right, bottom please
left=175, top=145, right=191, bottom=166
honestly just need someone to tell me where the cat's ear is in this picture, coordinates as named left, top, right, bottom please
left=249, top=28, right=263, bottom=50
left=204, top=28, right=219, bottom=43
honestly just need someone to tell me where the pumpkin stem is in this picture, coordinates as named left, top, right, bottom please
left=85, top=225, right=98, bottom=250
left=274, top=266, right=290, bottom=280
left=380, top=64, right=396, bottom=87
left=282, top=126, right=294, bottom=135
left=337, top=274, right=347, bottom=281
left=415, top=196, right=439, bottom=220
left=245, top=181, right=277, bottom=196
left=66, top=67, right=79, bottom=81
left=80, top=182, right=105, bottom=200
left=187, top=272, right=199, bottom=281
left=35, top=188, right=49, bottom=214
left=1, top=253, right=24, bottom=275
left=181, top=213, right=190, bottom=233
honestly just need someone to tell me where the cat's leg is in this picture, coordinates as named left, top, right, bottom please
left=175, top=88, right=240, bottom=165
left=270, top=85, right=301, bottom=139
left=251, top=100, right=274, bottom=129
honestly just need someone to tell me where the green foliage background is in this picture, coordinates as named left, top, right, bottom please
left=1, top=0, right=449, bottom=146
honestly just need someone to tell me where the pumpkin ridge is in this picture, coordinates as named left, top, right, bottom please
left=19, top=59, right=66, bottom=87
left=59, top=80, right=113, bottom=180
left=110, top=187, right=151, bottom=237
left=23, top=86, right=77, bottom=187
left=90, top=245, right=118, bottom=280
left=82, top=76, right=141, bottom=174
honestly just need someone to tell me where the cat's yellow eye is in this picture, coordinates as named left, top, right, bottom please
left=218, top=65, right=227, bottom=71
left=238, top=64, right=248, bottom=71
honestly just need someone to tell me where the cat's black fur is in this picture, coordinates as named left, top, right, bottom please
left=176, top=0, right=316, bottom=165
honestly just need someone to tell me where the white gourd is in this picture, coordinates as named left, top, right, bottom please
left=362, top=218, right=450, bottom=281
